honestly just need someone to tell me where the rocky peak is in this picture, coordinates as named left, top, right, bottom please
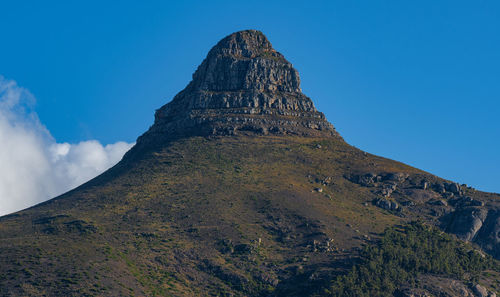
left=190, top=30, right=300, bottom=93
left=136, top=30, right=339, bottom=148
left=209, top=30, right=276, bottom=60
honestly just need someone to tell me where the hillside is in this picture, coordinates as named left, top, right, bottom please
left=0, top=30, right=499, bottom=297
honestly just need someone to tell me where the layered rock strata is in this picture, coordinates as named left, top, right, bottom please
left=136, top=30, right=338, bottom=147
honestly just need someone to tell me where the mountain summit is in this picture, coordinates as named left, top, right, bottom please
left=137, top=30, right=337, bottom=149
left=0, top=30, right=499, bottom=297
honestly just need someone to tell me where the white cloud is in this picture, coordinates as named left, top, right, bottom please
left=0, top=76, right=134, bottom=216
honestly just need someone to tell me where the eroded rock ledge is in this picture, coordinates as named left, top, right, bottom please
left=135, top=30, right=339, bottom=148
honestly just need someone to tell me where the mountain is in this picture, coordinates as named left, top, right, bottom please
left=0, top=30, right=499, bottom=297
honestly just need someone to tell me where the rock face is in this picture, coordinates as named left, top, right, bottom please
left=445, top=207, right=488, bottom=241
left=472, top=210, right=500, bottom=259
left=444, top=207, right=500, bottom=259
left=135, top=30, right=338, bottom=148
left=349, top=171, right=500, bottom=260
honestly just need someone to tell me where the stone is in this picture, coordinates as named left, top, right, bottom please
left=472, top=284, right=488, bottom=297
left=446, top=182, right=461, bottom=194
left=381, top=188, right=393, bottom=197
left=449, top=196, right=485, bottom=207
left=428, top=199, right=448, bottom=206
left=132, top=30, right=340, bottom=151
left=443, top=192, right=455, bottom=199
left=356, top=173, right=377, bottom=187
left=445, top=207, right=488, bottom=241
left=321, top=176, right=332, bottom=185
left=471, top=199, right=485, bottom=207
left=384, top=172, right=408, bottom=183
left=374, top=198, right=400, bottom=211
left=380, top=182, right=397, bottom=197
left=435, top=183, right=446, bottom=194
left=257, top=273, right=279, bottom=286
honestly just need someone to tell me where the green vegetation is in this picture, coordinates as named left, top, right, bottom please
left=0, top=136, right=498, bottom=296
left=324, top=222, right=498, bottom=297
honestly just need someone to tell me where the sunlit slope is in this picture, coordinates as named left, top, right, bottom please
left=0, top=135, right=498, bottom=296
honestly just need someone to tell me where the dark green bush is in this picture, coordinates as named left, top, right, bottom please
left=325, top=222, right=496, bottom=297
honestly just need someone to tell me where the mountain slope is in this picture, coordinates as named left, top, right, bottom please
left=0, top=30, right=499, bottom=296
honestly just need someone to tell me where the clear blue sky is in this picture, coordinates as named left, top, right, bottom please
left=1, top=1, right=499, bottom=193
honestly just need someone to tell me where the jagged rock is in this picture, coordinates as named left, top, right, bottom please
left=133, top=30, right=339, bottom=150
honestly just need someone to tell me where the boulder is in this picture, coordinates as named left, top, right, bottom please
left=357, top=173, right=377, bottom=186
left=380, top=183, right=398, bottom=197
left=443, top=192, right=455, bottom=199
left=449, top=196, right=485, bottom=207
left=374, top=198, right=400, bottom=211
left=435, top=183, right=446, bottom=194
left=446, top=182, right=462, bottom=194
left=385, top=172, right=408, bottom=183
left=472, top=284, right=488, bottom=297
left=445, top=207, right=488, bottom=241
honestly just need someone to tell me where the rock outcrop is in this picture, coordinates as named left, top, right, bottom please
left=135, top=30, right=338, bottom=149
left=349, top=171, right=500, bottom=259
left=445, top=207, right=489, bottom=241
left=468, top=210, right=500, bottom=259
